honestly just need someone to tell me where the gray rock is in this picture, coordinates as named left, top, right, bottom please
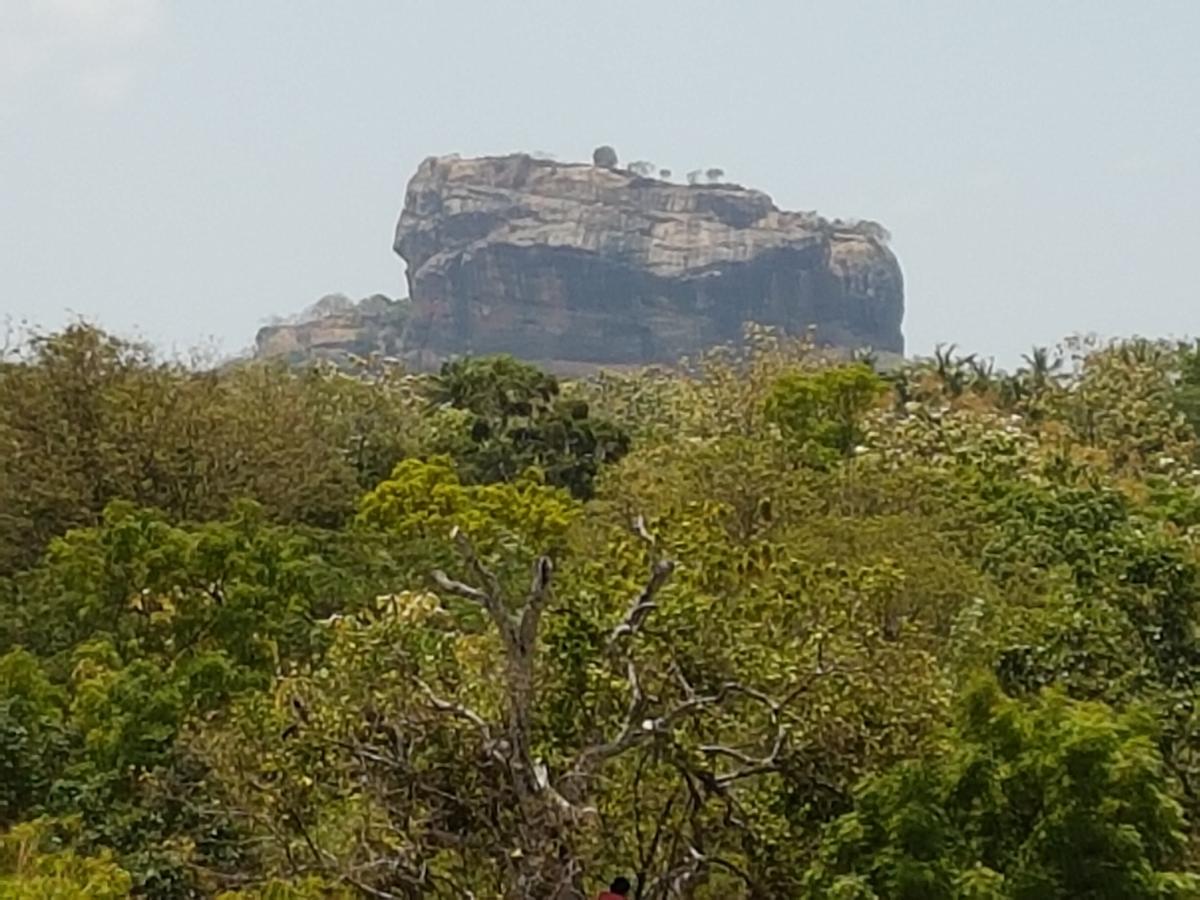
left=393, top=153, right=904, bottom=370
left=255, top=294, right=409, bottom=365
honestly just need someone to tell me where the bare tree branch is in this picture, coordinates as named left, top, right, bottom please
left=450, top=526, right=503, bottom=601
left=430, top=569, right=491, bottom=607
left=416, top=680, right=494, bottom=744
left=431, top=532, right=518, bottom=647
left=412, top=517, right=816, bottom=895
left=632, top=514, right=657, bottom=546
left=518, top=555, right=554, bottom=655
left=610, top=559, right=675, bottom=644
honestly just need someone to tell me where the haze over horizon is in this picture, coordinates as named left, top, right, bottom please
left=2, top=0, right=1197, bottom=365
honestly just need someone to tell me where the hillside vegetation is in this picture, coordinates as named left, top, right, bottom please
left=5, top=324, right=1200, bottom=897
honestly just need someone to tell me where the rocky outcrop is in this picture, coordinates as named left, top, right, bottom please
left=395, top=154, right=903, bottom=370
left=255, top=294, right=408, bottom=365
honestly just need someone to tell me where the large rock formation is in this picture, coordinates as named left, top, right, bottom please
left=255, top=294, right=408, bottom=365
left=395, top=154, right=903, bottom=370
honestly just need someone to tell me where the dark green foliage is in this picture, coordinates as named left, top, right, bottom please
left=428, top=355, right=630, bottom=498
left=592, top=144, right=619, bottom=168
left=1172, top=339, right=1200, bottom=436
left=804, top=678, right=1200, bottom=899
left=0, top=651, right=67, bottom=826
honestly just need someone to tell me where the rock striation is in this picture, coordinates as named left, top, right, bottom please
left=395, top=153, right=903, bottom=370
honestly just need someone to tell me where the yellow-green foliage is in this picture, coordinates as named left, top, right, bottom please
left=357, top=455, right=580, bottom=552
left=0, top=820, right=133, bottom=899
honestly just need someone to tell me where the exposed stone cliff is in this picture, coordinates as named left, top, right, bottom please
left=255, top=294, right=408, bottom=365
left=395, top=153, right=903, bottom=370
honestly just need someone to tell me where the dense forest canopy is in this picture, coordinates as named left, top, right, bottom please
left=5, top=323, right=1200, bottom=897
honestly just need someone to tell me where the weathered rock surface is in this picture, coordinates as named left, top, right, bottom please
left=395, top=154, right=903, bottom=370
left=255, top=294, right=408, bottom=364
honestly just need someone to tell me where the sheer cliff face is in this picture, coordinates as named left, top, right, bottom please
left=394, top=154, right=903, bottom=369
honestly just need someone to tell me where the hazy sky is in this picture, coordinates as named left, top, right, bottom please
left=2, top=0, right=1197, bottom=364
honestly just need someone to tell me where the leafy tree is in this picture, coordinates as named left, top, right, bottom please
left=427, top=356, right=630, bottom=499
left=0, top=500, right=401, bottom=895
left=765, top=363, right=887, bottom=461
left=0, top=819, right=133, bottom=898
left=1170, top=339, right=1200, bottom=435
left=0, top=650, right=67, bottom=826
left=592, top=145, right=618, bottom=168
left=0, top=324, right=426, bottom=574
left=216, top=878, right=353, bottom=899
left=196, top=432, right=957, bottom=897
left=804, top=677, right=1200, bottom=899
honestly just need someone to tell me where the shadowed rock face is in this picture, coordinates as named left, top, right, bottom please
left=395, top=154, right=904, bottom=370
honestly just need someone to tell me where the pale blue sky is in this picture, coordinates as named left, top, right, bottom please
left=2, top=0, right=1197, bottom=363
